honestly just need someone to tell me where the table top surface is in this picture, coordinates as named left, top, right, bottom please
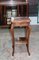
left=11, top=18, right=31, bottom=23
left=11, top=18, right=31, bottom=27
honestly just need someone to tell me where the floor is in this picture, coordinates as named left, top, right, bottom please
left=0, top=28, right=39, bottom=60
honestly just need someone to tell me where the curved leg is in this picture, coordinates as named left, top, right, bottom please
left=10, top=24, right=14, bottom=56
left=25, top=26, right=31, bottom=56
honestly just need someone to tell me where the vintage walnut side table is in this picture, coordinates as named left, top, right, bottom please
left=10, top=18, right=31, bottom=56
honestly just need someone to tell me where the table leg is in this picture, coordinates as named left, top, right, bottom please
left=10, top=24, right=14, bottom=56
left=25, top=26, right=31, bottom=56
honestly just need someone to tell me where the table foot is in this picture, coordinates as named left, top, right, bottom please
left=12, top=46, right=14, bottom=56
left=26, top=44, right=30, bottom=56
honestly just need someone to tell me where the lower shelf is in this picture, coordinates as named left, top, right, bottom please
left=15, top=37, right=27, bottom=44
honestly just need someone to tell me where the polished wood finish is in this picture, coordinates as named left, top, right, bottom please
left=10, top=18, right=31, bottom=56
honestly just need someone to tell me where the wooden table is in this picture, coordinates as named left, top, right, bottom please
left=10, top=18, right=31, bottom=56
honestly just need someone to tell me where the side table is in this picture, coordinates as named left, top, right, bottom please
left=10, top=18, right=31, bottom=56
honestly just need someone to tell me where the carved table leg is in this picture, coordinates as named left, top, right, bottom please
left=25, top=26, right=31, bottom=56
left=10, top=24, right=14, bottom=56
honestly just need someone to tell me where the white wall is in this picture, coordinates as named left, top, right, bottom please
left=29, top=16, right=38, bottom=25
